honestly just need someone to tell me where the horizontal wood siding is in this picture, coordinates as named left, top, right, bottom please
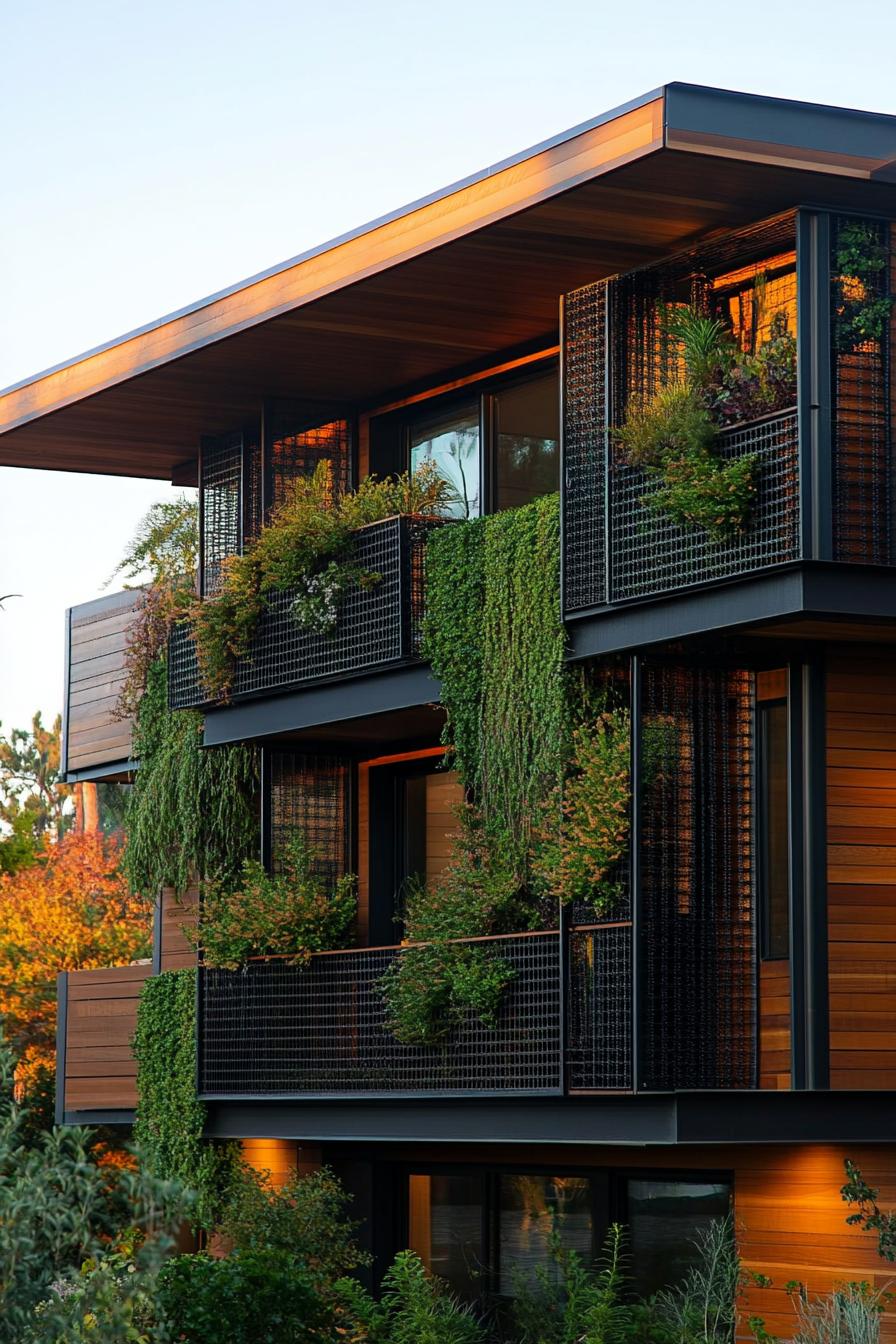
left=65, top=589, right=141, bottom=774
left=63, top=962, right=152, bottom=1113
left=425, top=771, right=463, bottom=887
left=759, top=959, right=791, bottom=1089
left=159, top=885, right=199, bottom=972
left=827, top=653, right=896, bottom=1089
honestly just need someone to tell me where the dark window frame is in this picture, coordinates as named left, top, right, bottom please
left=757, top=696, right=790, bottom=962
left=367, top=757, right=446, bottom=946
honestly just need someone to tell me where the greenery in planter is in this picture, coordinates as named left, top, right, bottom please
left=189, top=460, right=453, bottom=701
left=132, top=968, right=238, bottom=1230
left=833, top=220, right=894, bottom=354
left=191, top=832, right=357, bottom=970
left=383, top=495, right=632, bottom=1044
left=124, top=655, right=259, bottom=899
left=615, top=292, right=798, bottom=539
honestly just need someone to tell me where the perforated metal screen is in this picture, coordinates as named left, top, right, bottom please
left=268, top=751, right=351, bottom=887
left=198, top=932, right=562, bottom=1096
left=638, top=661, right=756, bottom=1091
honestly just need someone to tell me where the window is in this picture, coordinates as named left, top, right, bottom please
left=759, top=700, right=789, bottom=960
left=408, top=1173, right=485, bottom=1301
left=626, top=1179, right=732, bottom=1298
left=497, top=1174, right=593, bottom=1293
left=371, top=363, right=559, bottom=518
left=493, top=372, right=559, bottom=511
left=410, top=402, right=481, bottom=519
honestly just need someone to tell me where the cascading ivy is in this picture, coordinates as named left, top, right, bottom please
left=384, top=493, right=629, bottom=1045
left=124, top=656, right=259, bottom=899
left=132, top=968, right=237, bottom=1229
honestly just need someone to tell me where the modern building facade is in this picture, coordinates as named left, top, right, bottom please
left=6, top=82, right=896, bottom=1334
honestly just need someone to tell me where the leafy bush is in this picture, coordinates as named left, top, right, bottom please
left=335, top=1249, right=487, bottom=1344
left=190, top=460, right=453, bottom=700
left=156, top=1248, right=333, bottom=1343
left=219, top=1164, right=370, bottom=1287
left=194, top=831, right=357, bottom=969
left=834, top=220, right=894, bottom=354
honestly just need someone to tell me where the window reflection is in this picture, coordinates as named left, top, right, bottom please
left=408, top=1173, right=485, bottom=1301
left=627, top=1179, right=731, bottom=1298
left=494, top=373, right=560, bottom=511
left=498, top=1175, right=592, bottom=1294
left=410, top=404, right=480, bottom=519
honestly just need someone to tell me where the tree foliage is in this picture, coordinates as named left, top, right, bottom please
left=0, top=832, right=149, bottom=1072
left=0, top=712, right=72, bottom=856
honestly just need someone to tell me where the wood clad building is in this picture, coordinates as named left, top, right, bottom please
left=23, top=82, right=896, bottom=1326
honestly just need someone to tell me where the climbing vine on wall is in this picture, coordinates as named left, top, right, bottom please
left=132, top=968, right=238, bottom=1229
left=124, top=657, right=259, bottom=899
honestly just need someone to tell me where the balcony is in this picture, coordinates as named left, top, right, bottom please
left=198, top=923, right=632, bottom=1099
left=169, top=514, right=440, bottom=712
left=56, top=962, right=152, bottom=1123
left=62, top=589, right=143, bottom=782
left=562, top=208, right=896, bottom=654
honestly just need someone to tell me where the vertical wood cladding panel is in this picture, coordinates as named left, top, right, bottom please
left=827, top=651, right=896, bottom=1089
left=62, top=962, right=152, bottom=1113
left=65, top=589, right=142, bottom=774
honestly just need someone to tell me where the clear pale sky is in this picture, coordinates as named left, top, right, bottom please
left=2, top=0, right=896, bottom=729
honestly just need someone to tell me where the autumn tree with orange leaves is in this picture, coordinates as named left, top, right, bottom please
left=0, top=831, right=150, bottom=1080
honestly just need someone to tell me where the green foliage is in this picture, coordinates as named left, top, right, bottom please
left=389, top=496, right=630, bottom=1044
left=0, top=711, right=71, bottom=849
left=651, top=1214, right=742, bottom=1342
left=190, top=460, right=453, bottom=700
left=335, top=1249, right=488, bottom=1344
left=615, top=385, right=759, bottom=539
left=219, top=1164, right=370, bottom=1286
left=194, top=832, right=357, bottom=969
left=124, top=655, right=259, bottom=898
left=787, top=1281, right=889, bottom=1344
left=533, top=709, right=631, bottom=913
left=156, top=1248, right=333, bottom=1344
left=834, top=220, right=894, bottom=354
left=132, top=968, right=237, bottom=1229
left=841, top=1159, right=896, bottom=1261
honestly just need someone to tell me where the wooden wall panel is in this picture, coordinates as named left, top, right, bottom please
left=65, top=589, right=142, bottom=775
left=63, top=962, right=152, bottom=1113
left=827, top=652, right=896, bottom=1089
left=759, top=960, right=791, bottom=1089
left=159, top=885, right=199, bottom=972
left=425, top=771, right=463, bottom=888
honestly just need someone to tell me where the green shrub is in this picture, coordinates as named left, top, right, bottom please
left=219, top=1164, right=370, bottom=1287
left=156, top=1248, right=332, bottom=1344
left=834, top=220, right=894, bottom=354
left=335, top=1249, right=487, bottom=1344
left=193, top=832, right=357, bottom=969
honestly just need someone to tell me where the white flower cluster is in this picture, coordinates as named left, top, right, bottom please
left=289, top=561, right=347, bottom=636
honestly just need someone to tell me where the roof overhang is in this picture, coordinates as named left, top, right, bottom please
left=3, top=82, right=896, bottom=480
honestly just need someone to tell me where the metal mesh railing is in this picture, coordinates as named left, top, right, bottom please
left=831, top=215, right=894, bottom=565
left=567, top=921, right=633, bottom=1091
left=638, top=661, right=756, bottom=1092
left=198, top=931, right=562, bottom=1096
left=563, top=280, right=608, bottom=613
left=609, top=410, right=799, bottom=601
left=169, top=515, right=442, bottom=709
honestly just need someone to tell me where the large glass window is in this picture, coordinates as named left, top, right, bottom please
left=494, top=372, right=560, bottom=511
left=408, top=1173, right=485, bottom=1301
left=497, top=1175, right=593, bottom=1294
left=627, top=1179, right=732, bottom=1298
left=410, top=403, right=481, bottom=519
left=759, top=700, right=789, bottom=960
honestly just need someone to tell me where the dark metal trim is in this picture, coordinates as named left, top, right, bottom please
left=63, top=1109, right=136, bottom=1127
left=55, top=971, right=68, bottom=1126
left=786, top=661, right=807, bottom=1090
left=63, top=758, right=137, bottom=785
left=796, top=210, right=833, bottom=560
left=151, top=893, right=163, bottom=975
left=802, top=654, right=830, bottom=1089
left=60, top=607, right=72, bottom=778
left=630, top=654, right=643, bottom=1092
left=260, top=746, right=272, bottom=871
left=202, top=665, right=441, bottom=746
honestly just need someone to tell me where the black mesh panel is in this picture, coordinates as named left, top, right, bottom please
left=567, top=922, right=633, bottom=1090
left=201, top=431, right=243, bottom=595
left=268, top=752, right=351, bottom=886
left=563, top=280, right=608, bottom=612
left=639, top=662, right=756, bottom=1091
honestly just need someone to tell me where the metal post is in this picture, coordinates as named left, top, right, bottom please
left=630, top=652, right=643, bottom=1092
left=802, top=655, right=830, bottom=1089
left=796, top=210, right=833, bottom=562
left=786, top=659, right=807, bottom=1090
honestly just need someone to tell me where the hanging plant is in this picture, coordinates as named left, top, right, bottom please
left=833, top=219, right=893, bottom=353
left=189, top=460, right=454, bottom=701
